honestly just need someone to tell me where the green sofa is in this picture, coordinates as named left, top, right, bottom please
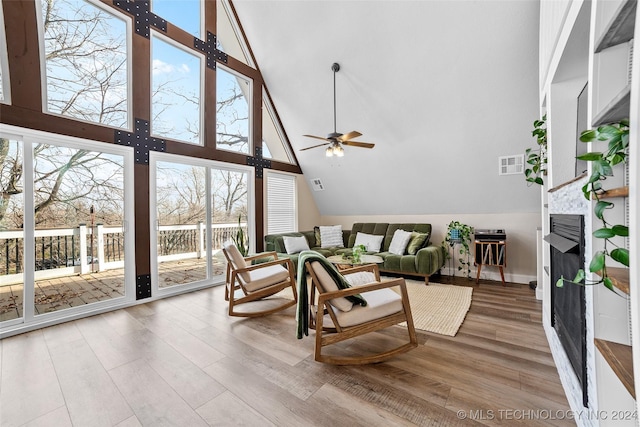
left=264, top=223, right=446, bottom=284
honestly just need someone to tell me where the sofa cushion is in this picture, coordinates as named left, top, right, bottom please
left=381, top=253, right=418, bottom=274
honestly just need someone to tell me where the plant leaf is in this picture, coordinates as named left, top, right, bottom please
left=534, top=177, right=543, bottom=185
left=594, top=201, right=613, bottom=219
left=576, top=152, right=602, bottom=161
left=593, top=227, right=615, bottom=238
left=573, top=269, right=585, bottom=283
left=611, top=224, right=629, bottom=237
left=610, top=248, right=630, bottom=267
left=580, top=129, right=597, bottom=142
left=589, top=251, right=605, bottom=273
left=556, top=277, right=565, bottom=288
left=603, top=277, right=615, bottom=292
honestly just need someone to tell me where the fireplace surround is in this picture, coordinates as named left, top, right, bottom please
left=547, top=214, right=587, bottom=407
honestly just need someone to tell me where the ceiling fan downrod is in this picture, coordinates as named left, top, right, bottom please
left=331, top=62, right=340, bottom=137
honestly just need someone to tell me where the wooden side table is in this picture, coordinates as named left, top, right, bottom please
left=474, top=240, right=506, bottom=285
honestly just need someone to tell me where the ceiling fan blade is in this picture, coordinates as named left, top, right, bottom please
left=338, top=131, right=362, bottom=142
left=300, top=142, right=330, bottom=151
left=303, top=134, right=331, bottom=142
left=342, top=140, right=375, bottom=149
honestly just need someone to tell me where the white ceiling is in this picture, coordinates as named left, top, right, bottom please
left=233, top=0, right=543, bottom=216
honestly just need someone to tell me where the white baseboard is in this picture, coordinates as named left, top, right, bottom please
left=440, top=266, right=535, bottom=285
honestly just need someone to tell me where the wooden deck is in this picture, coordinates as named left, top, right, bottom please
left=0, top=259, right=226, bottom=322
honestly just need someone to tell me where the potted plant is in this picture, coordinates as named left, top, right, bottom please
left=231, top=215, right=249, bottom=256
left=441, top=221, right=474, bottom=279
left=524, top=114, right=547, bottom=186
left=557, top=120, right=629, bottom=291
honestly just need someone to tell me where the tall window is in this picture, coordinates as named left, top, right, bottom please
left=216, top=66, right=251, bottom=154
left=40, top=0, right=129, bottom=128
left=151, top=0, right=202, bottom=39
left=262, top=89, right=295, bottom=164
left=151, top=33, right=203, bottom=145
left=267, top=172, right=296, bottom=234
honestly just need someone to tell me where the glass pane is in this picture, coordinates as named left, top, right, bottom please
left=0, top=0, right=5, bottom=102
left=216, top=67, right=250, bottom=154
left=216, top=0, right=250, bottom=65
left=152, top=35, right=202, bottom=145
left=262, top=92, right=294, bottom=164
left=156, top=161, right=207, bottom=287
left=211, top=168, right=248, bottom=272
left=0, top=138, right=23, bottom=322
left=41, top=0, right=128, bottom=127
left=32, top=143, right=126, bottom=315
left=151, top=0, right=201, bottom=38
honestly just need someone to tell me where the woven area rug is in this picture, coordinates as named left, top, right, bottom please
left=397, top=280, right=473, bottom=336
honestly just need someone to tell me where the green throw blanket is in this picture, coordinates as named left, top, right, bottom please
left=296, top=250, right=367, bottom=339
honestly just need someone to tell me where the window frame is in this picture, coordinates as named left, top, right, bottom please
left=36, top=0, right=133, bottom=130
left=0, top=0, right=10, bottom=105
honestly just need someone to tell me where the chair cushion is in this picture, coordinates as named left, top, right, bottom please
left=244, top=264, right=290, bottom=292
left=224, top=242, right=250, bottom=282
left=310, top=261, right=353, bottom=312
left=324, top=287, right=403, bottom=328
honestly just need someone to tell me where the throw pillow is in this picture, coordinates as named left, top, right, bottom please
left=344, top=271, right=377, bottom=287
left=320, top=225, right=344, bottom=248
left=354, top=232, right=384, bottom=253
left=407, top=231, right=430, bottom=255
left=283, top=235, right=310, bottom=254
left=388, top=229, right=412, bottom=255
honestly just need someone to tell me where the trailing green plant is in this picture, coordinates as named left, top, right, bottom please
left=232, top=215, right=249, bottom=256
left=524, top=114, right=548, bottom=186
left=441, top=221, right=474, bottom=279
left=556, top=120, right=629, bottom=292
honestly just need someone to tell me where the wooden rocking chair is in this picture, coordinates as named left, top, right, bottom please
left=304, top=260, right=417, bottom=365
left=222, top=242, right=297, bottom=317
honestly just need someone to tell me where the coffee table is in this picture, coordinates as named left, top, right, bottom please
left=326, top=254, right=383, bottom=270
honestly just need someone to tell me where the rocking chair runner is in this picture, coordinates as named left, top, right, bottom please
left=303, top=256, right=417, bottom=365
left=222, top=242, right=297, bottom=317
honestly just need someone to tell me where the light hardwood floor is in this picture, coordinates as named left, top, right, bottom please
left=0, top=276, right=574, bottom=426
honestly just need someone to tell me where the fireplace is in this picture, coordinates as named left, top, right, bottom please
left=546, top=214, right=587, bottom=407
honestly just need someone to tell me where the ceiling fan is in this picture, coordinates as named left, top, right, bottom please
left=301, top=63, right=375, bottom=157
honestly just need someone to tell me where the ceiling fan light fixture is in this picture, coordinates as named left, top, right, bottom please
left=333, top=144, right=344, bottom=157
left=325, top=146, right=334, bottom=157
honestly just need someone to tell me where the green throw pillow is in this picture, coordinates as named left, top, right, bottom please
left=314, top=226, right=322, bottom=247
left=407, top=232, right=429, bottom=255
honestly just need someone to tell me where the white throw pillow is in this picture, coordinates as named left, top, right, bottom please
left=354, top=232, right=384, bottom=253
left=319, top=225, right=344, bottom=248
left=388, top=229, right=412, bottom=255
left=283, top=235, right=310, bottom=254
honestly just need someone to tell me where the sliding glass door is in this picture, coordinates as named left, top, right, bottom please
left=150, top=153, right=252, bottom=294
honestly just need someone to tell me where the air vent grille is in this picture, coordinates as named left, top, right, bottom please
left=498, top=155, right=524, bottom=175
left=310, top=178, right=324, bottom=191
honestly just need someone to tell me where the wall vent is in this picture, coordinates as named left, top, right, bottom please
left=310, top=178, right=325, bottom=191
left=498, top=155, right=524, bottom=175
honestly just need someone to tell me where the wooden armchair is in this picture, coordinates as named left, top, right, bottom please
left=222, top=242, right=297, bottom=317
left=304, top=261, right=417, bottom=365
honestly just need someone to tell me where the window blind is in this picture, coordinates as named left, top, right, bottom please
left=267, top=172, right=296, bottom=234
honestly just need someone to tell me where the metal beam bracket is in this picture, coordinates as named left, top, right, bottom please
left=246, top=147, right=271, bottom=178
left=114, top=119, right=166, bottom=165
left=113, top=0, right=167, bottom=38
left=136, top=274, right=151, bottom=299
left=194, top=31, right=228, bottom=70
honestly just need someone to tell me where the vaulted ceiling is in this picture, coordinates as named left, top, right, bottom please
left=233, top=0, right=542, bottom=216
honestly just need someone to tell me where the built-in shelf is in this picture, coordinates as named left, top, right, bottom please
left=595, top=0, right=637, bottom=53
left=592, top=84, right=631, bottom=127
left=593, top=186, right=630, bottom=199
left=594, top=338, right=635, bottom=398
